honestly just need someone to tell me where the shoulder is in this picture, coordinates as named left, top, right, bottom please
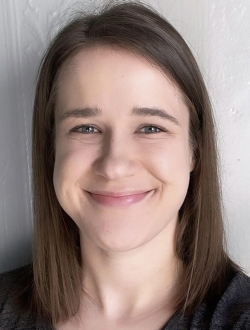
left=0, top=265, right=50, bottom=330
left=209, top=271, right=250, bottom=328
left=0, top=265, right=30, bottom=312
left=192, top=271, right=250, bottom=329
left=168, top=272, right=250, bottom=330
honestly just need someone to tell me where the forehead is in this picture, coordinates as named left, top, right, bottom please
left=59, top=45, right=166, bottom=78
left=55, top=46, right=189, bottom=125
left=57, top=45, right=181, bottom=95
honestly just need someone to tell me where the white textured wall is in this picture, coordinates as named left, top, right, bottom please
left=0, top=0, right=249, bottom=274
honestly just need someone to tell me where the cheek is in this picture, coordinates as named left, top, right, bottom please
left=148, top=139, right=192, bottom=209
left=53, top=144, right=94, bottom=198
left=146, top=139, right=192, bottom=179
left=53, top=146, right=93, bottom=221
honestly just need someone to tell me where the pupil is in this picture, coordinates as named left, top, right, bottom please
left=86, top=126, right=94, bottom=132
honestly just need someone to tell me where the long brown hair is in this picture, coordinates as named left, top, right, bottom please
left=31, top=0, right=240, bottom=324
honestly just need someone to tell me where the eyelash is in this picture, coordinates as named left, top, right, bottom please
left=69, top=124, right=166, bottom=134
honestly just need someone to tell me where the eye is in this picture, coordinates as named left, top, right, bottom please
left=69, top=125, right=100, bottom=134
left=139, top=125, right=165, bottom=134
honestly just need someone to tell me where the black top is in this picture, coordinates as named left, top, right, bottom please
left=0, top=266, right=250, bottom=329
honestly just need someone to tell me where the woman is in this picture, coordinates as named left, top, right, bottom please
left=0, top=1, right=249, bottom=329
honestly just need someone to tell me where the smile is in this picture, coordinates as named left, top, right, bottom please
left=86, top=190, right=155, bottom=207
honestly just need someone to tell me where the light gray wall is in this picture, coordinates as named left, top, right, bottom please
left=0, top=0, right=249, bottom=274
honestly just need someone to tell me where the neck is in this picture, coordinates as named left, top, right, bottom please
left=79, top=218, right=182, bottom=322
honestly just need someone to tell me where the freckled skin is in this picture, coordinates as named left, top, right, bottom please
left=53, top=46, right=194, bottom=253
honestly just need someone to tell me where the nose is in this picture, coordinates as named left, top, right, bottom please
left=92, top=134, right=140, bottom=180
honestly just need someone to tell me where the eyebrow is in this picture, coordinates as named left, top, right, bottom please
left=59, top=106, right=180, bottom=125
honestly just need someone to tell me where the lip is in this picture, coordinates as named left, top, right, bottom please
left=86, top=189, right=155, bottom=206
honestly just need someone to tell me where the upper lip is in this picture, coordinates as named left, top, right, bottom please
left=86, top=189, right=153, bottom=197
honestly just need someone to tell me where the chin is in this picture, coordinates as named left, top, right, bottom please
left=103, top=239, right=147, bottom=252
left=80, top=228, right=151, bottom=253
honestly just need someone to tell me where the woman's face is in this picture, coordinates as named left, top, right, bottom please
left=53, top=46, right=194, bottom=252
